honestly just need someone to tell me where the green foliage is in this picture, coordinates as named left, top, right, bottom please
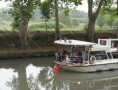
left=100, top=0, right=118, bottom=17
left=9, top=2, right=20, bottom=29
left=29, top=22, right=66, bottom=30
left=31, top=32, right=55, bottom=47
left=102, top=24, right=109, bottom=30
left=58, top=0, right=82, bottom=16
left=0, top=32, right=21, bottom=48
left=0, top=31, right=116, bottom=49
left=71, top=19, right=79, bottom=26
left=96, top=14, right=106, bottom=28
left=105, top=14, right=114, bottom=26
left=39, top=0, right=53, bottom=20
left=96, top=13, right=118, bottom=30
left=9, top=0, right=40, bottom=29
left=59, top=11, right=72, bottom=26
left=63, top=0, right=82, bottom=5
left=112, top=18, right=118, bottom=26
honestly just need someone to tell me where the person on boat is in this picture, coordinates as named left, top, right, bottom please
left=60, top=50, right=67, bottom=61
left=111, top=42, right=115, bottom=48
left=70, top=46, right=77, bottom=57
left=65, top=53, right=70, bottom=63
left=54, top=52, right=61, bottom=61
left=81, top=46, right=88, bottom=60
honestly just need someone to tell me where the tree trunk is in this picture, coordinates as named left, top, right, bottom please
left=117, top=0, right=118, bottom=15
left=19, top=15, right=29, bottom=48
left=87, top=0, right=104, bottom=42
left=54, top=0, right=60, bottom=40
left=87, top=20, right=96, bottom=42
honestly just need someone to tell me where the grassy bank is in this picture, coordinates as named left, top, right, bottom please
left=0, top=48, right=56, bottom=59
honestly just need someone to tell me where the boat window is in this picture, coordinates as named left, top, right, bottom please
left=90, top=51, right=108, bottom=60
left=111, top=41, right=118, bottom=48
left=111, top=52, right=118, bottom=59
left=100, top=40, right=106, bottom=45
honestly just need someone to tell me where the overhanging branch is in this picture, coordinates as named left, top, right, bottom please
left=95, top=0, right=104, bottom=18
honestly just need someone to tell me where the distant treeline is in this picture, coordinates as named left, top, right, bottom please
left=0, top=8, right=88, bottom=22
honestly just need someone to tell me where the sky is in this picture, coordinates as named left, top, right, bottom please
left=0, top=0, right=11, bottom=8
left=77, top=0, right=88, bottom=12
left=0, top=0, right=88, bottom=12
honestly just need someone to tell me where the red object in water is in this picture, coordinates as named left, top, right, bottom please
left=53, top=65, right=60, bottom=71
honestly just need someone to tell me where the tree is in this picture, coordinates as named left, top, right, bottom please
left=54, top=0, right=60, bottom=40
left=9, top=0, right=40, bottom=48
left=39, top=0, right=53, bottom=31
left=51, top=0, right=82, bottom=40
left=87, top=0, right=105, bottom=42
left=87, top=0, right=118, bottom=41
left=38, top=0, right=61, bottom=40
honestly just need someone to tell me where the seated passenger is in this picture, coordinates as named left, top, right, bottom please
left=70, top=46, right=77, bottom=57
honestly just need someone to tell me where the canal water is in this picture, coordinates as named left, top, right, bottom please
left=0, top=57, right=118, bottom=90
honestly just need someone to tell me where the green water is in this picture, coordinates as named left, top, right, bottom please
left=0, top=57, right=118, bottom=90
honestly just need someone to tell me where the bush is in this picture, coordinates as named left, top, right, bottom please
left=0, top=31, right=117, bottom=49
left=0, top=32, right=21, bottom=48
left=29, top=22, right=66, bottom=30
left=31, top=32, right=55, bottom=47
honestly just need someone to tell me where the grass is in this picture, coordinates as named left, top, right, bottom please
left=28, top=23, right=86, bottom=31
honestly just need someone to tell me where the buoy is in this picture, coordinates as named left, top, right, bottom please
left=53, top=65, right=60, bottom=71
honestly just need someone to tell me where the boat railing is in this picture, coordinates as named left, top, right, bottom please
left=58, top=55, right=83, bottom=63
left=90, top=54, right=108, bottom=60
left=69, top=56, right=83, bottom=63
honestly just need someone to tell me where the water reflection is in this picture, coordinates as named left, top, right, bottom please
left=0, top=57, right=118, bottom=90
left=26, top=64, right=54, bottom=90
left=0, top=69, right=18, bottom=90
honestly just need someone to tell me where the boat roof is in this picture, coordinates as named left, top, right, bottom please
left=54, top=39, right=96, bottom=46
left=99, top=38, right=118, bottom=41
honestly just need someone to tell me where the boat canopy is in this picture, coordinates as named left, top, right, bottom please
left=54, top=39, right=96, bottom=46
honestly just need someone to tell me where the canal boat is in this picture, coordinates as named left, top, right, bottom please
left=54, top=39, right=118, bottom=72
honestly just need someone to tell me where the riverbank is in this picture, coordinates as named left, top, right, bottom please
left=0, top=31, right=117, bottom=59
left=0, top=47, right=56, bottom=59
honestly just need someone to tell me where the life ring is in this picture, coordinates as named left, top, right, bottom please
left=89, top=56, right=96, bottom=64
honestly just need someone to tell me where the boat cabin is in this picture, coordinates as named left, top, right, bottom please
left=54, top=39, right=118, bottom=65
left=98, top=38, right=118, bottom=59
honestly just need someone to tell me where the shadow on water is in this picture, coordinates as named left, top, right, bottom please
left=0, top=57, right=118, bottom=90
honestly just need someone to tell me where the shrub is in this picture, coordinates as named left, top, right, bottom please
left=31, top=32, right=55, bottom=47
left=0, top=32, right=21, bottom=48
left=0, top=31, right=117, bottom=49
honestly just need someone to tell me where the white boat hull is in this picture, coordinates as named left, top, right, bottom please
left=56, top=61, right=118, bottom=72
